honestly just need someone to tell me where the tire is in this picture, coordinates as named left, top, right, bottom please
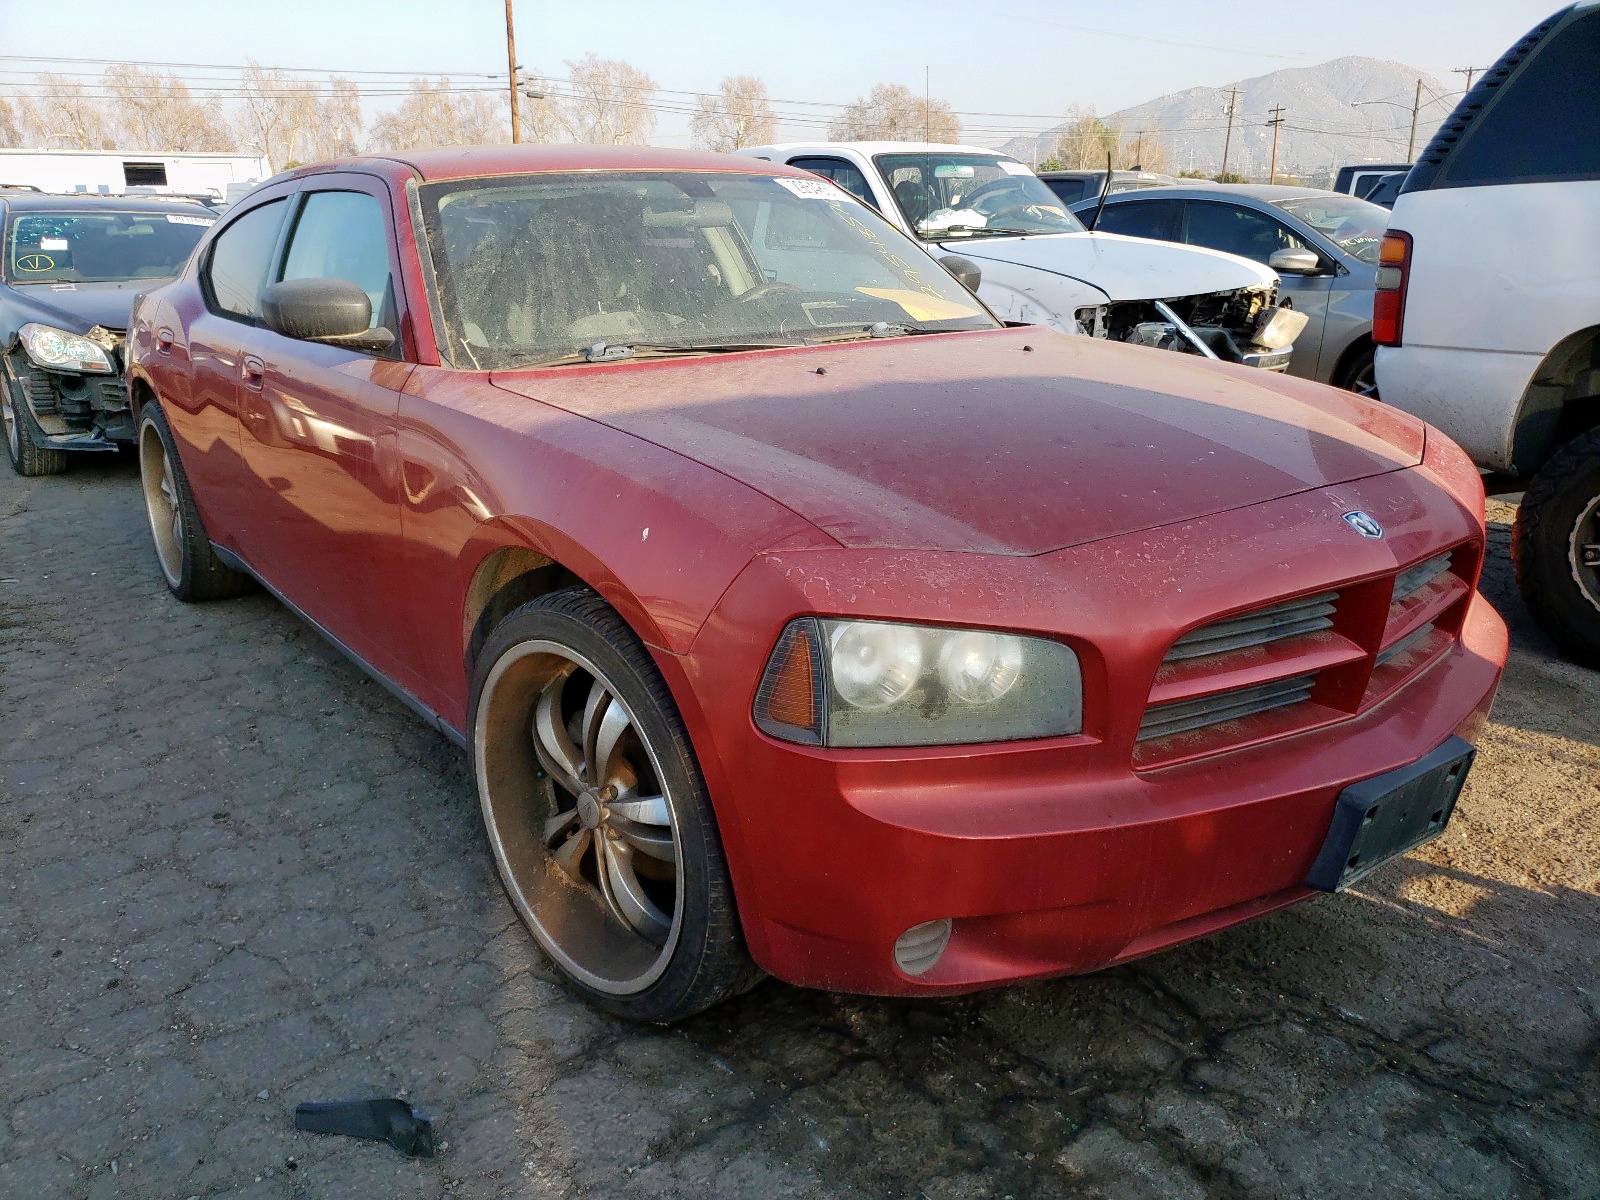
left=2, top=355, right=69, bottom=477
left=137, top=402, right=254, bottom=601
left=1512, top=424, right=1600, bottom=666
left=1336, top=343, right=1378, bottom=399
left=469, top=587, right=757, bottom=1023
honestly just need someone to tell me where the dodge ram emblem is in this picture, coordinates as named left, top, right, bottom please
left=1341, top=511, right=1384, bottom=539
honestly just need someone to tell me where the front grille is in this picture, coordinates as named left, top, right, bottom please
left=1164, top=591, right=1338, bottom=661
left=1136, top=545, right=1474, bottom=767
left=1140, top=673, right=1316, bottom=741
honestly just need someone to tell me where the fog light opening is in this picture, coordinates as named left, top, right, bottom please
left=894, top=919, right=953, bottom=977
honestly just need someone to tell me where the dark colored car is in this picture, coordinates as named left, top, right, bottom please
left=1070, top=185, right=1389, bottom=393
left=1037, top=169, right=1178, bottom=206
left=127, top=146, right=1504, bottom=1023
left=1361, top=172, right=1407, bottom=209
left=1, top=194, right=214, bottom=474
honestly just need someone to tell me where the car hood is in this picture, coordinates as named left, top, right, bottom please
left=2, top=280, right=156, bottom=333
left=489, top=327, right=1424, bottom=557
left=935, top=230, right=1277, bottom=302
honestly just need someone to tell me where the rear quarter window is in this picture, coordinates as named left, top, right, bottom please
left=1426, top=8, right=1600, bottom=187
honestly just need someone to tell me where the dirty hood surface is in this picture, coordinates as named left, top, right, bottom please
left=1, top=279, right=155, bottom=332
left=490, top=328, right=1424, bottom=556
left=937, top=230, right=1277, bottom=303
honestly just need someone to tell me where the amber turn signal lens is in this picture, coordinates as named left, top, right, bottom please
left=1372, top=230, right=1412, bottom=348
left=753, top=620, right=826, bottom=744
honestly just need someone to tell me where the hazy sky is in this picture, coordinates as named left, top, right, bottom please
left=0, top=0, right=1566, bottom=147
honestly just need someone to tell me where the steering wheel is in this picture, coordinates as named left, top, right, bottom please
left=737, top=280, right=802, bottom=305
left=964, top=180, right=1026, bottom=214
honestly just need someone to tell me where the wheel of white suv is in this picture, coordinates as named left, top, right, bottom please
left=469, top=587, right=759, bottom=1022
left=1513, top=425, right=1600, bottom=666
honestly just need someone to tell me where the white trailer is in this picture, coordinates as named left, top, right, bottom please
left=0, top=149, right=272, bottom=200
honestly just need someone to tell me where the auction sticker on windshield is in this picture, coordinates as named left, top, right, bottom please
left=774, top=177, right=848, bottom=201
left=165, top=214, right=215, bottom=226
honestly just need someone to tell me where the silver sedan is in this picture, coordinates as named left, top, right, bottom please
left=1070, top=185, right=1388, bottom=394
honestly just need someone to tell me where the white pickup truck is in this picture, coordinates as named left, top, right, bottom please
left=1375, top=1, right=1600, bottom=663
left=737, top=141, right=1306, bottom=370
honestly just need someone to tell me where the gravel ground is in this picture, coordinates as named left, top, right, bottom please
left=2, top=457, right=1597, bottom=1200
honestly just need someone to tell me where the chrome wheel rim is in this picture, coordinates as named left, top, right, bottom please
left=1570, top=492, right=1600, bottom=615
left=1350, top=358, right=1378, bottom=398
left=138, top=420, right=183, bottom=587
left=474, top=640, right=683, bottom=995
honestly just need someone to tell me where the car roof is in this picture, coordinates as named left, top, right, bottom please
left=0, top=193, right=213, bottom=213
left=740, top=141, right=1016, bottom=159
left=1086, top=184, right=1360, bottom=204
left=282, top=145, right=826, bottom=185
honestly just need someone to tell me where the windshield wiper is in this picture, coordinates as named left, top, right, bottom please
left=931, top=224, right=1042, bottom=238
left=515, top=338, right=805, bottom=368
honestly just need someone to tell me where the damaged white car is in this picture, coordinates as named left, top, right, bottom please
left=738, top=142, right=1307, bottom=369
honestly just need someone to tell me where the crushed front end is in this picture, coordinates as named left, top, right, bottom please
left=3, top=323, right=131, bottom=451
left=1081, top=283, right=1305, bottom=370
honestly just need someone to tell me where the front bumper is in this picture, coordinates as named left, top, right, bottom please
left=666, top=465, right=1505, bottom=996
left=3, top=353, right=131, bottom=450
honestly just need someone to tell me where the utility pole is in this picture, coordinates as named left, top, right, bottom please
left=1219, top=86, right=1241, bottom=180
left=1266, top=104, right=1285, bottom=185
left=1133, top=130, right=1144, bottom=168
left=1407, top=77, right=1422, bottom=160
left=505, top=0, right=521, bottom=144
left=1453, top=65, right=1484, bottom=91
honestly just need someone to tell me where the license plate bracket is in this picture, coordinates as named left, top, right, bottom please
left=1306, top=736, right=1476, bottom=892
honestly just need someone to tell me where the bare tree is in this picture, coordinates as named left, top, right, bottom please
left=552, top=54, right=657, bottom=145
left=1119, top=127, right=1171, bottom=173
left=0, top=97, right=21, bottom=148
left=19, top=74, right=114, bottom=149
left=827, top=82, right=960, bottom=143
left=103, top=65, right=231, bottom=151
left=1050, top=107, right=1119, bottom=170
left=305, top=77, right=364, bottom=160
left=234, top=64, right=319, bottom=170
left=691, top=75, right=776, bottom=152
left=369, top=78, right=503, bottom=153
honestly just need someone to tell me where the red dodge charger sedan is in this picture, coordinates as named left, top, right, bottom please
left=126, top=146, right=1506, bottom=1022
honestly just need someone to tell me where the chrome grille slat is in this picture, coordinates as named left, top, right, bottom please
left=1165, top=592, right=1339, bottom=661
left=1139, top=674, right=1316, bottom=741
left=1393, top=553, right=1452, bottom=604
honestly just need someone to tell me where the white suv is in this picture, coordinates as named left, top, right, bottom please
left=1375, top=1, right=1600, bottom=663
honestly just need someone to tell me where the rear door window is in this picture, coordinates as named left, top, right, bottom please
left=205, top=199, right=287, bottom=322
left=1092, top=198, right=1183, bottom=242
left=1180, top=202, right=1309, bottom=264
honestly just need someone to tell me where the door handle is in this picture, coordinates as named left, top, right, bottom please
left=242, top=354, right=265, bottom=392
left=156, top=327, right=174, bottom=355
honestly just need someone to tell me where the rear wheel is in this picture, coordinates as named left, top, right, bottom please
left=2, top=355, right=68, bottom=476
left=1336, top=343, right=1378, bottom=398
left=470, top=587, right=756, bottom=1022
left=138, top=402, right=254, bottom=601
left=1513, top=425, right=1600, bottom=666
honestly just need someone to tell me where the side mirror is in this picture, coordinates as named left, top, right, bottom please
left=938, top=253, right=982, bottom=294
left=1268, top=248, right=1323, bottom=276
left=261, top=278, right=395, bottom=352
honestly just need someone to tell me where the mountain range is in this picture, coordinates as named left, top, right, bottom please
left=1001, top=57, right=1459, bottom=182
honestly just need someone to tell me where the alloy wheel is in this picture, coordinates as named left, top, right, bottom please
left=1, top=379, right=17, bottom=461
left=139, top=420, right=184, bottom=587
left=475, top=640, right=683, bottom=996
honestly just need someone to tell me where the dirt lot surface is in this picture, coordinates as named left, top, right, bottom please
left=2, top=458, right=1597, bottom=1200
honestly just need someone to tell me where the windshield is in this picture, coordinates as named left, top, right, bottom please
left=4, top=209, right=213, bottom=284
left=419, top=171, right=997, bottom=369
left=1271, top=194, right=1388, bottom=265
left=874, top=153, right=1084, bottom=238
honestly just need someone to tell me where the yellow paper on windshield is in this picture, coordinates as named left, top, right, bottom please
left=854, top=288, right=976, bottom=323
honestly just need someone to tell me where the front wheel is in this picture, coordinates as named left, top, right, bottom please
left=2, top=356, right=68, bottom=476
left=1513, top=425, right=1600, bottom=666
left=469, top=587, right=756, bottom=1022
left=1336, top=344, right=1378, bottom=398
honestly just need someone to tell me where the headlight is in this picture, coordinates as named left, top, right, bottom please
left=754, top=618, right=1083, bottom=748
left=19, top=322, right=115, bottom=374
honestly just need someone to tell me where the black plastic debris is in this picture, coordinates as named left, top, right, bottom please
left=292, top=1098, right=437, bottom=1158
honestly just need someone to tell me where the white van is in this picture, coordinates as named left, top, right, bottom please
left=1374, top=2, right=1600, bottom=663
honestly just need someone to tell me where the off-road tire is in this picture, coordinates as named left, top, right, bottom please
left=469, top=586, right=761, bottom=1023
left=137, top=402, right=255, bottom=601
left=1512, top=424, right=1600, bottom=666
left=2, top=355, right=69, bottom=477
